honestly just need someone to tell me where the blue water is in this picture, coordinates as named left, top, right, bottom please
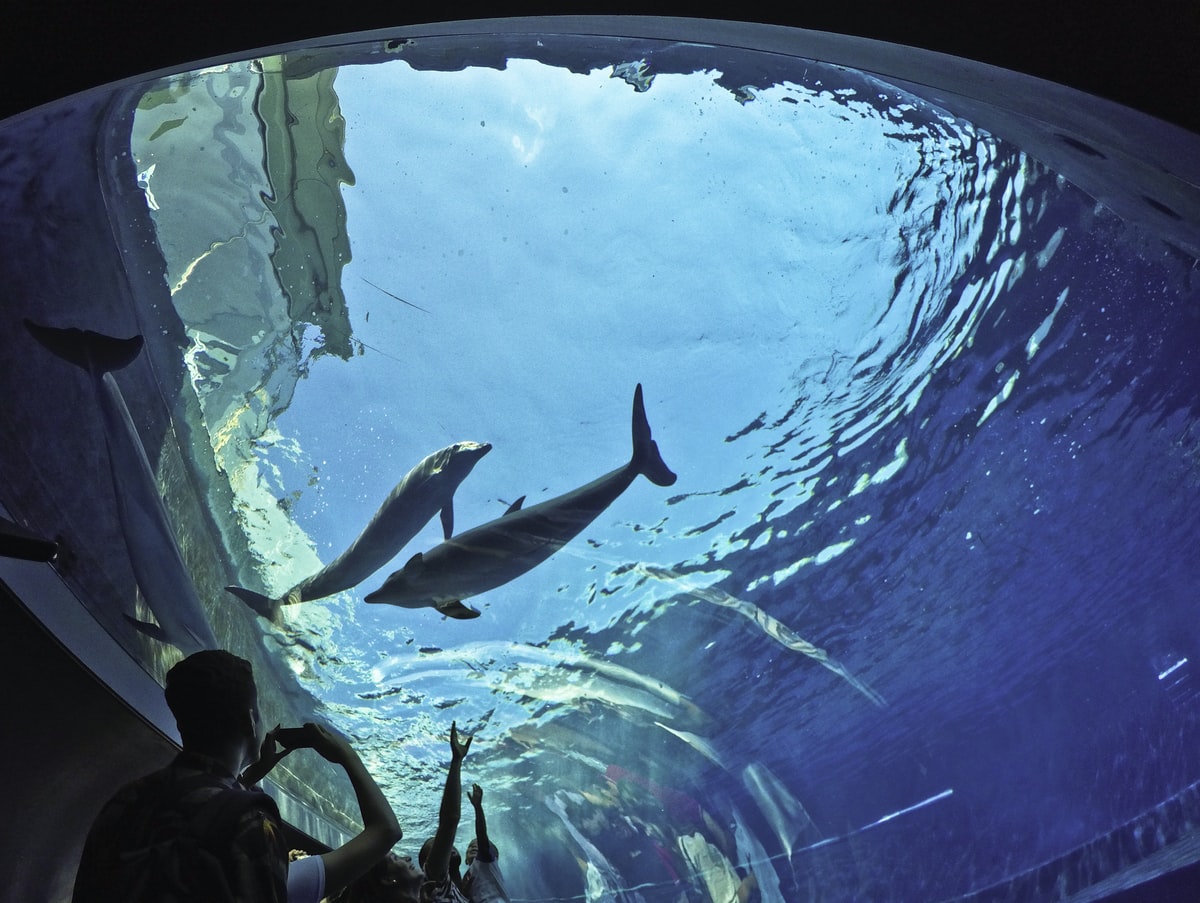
left=55, top=34, right=1200, bottom=902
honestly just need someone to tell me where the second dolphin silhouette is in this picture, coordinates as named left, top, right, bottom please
left=25, top=320, right=219, bottom=654
left=364, top=384, right=675, bottom=618
left=227, top=440, right=492, bottom=618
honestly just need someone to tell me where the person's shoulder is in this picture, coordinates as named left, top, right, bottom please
left=114, top=763, right=176, bottom=796
left=88, top=765, right=175, bottom=825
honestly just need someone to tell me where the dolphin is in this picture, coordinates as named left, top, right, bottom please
left=24, top=320, right=219, bottom=655
left=365, top=384, right=676, bottom=618
left=638, top=564, right=886, bottom=707
left=225, top=440, right=491, bottom=618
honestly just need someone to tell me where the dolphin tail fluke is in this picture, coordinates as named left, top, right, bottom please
left=436, top=599, right=482, bottom=620
left=630, top=383, right=677, bottom=487
left=225, top=585, right=280, bottom=620
left=24, top=320, right=145, bottom=375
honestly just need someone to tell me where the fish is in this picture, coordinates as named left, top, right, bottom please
left=225, top=440, right=491, bottom=618
left=24, top=320, right=219, bottom=654
left=364, top=384, right=675, bottom=619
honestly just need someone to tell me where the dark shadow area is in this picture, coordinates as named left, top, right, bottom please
left=2, top=578, right=178, bottom=901
left=3, top=3, right=1198, bottom=134
left=1, top=580, right=321, bottom=901
left=1102, top=864, right=1200, bottom=903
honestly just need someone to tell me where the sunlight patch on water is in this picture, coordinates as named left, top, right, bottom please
left=1027, top=286, right=1070, bottom=360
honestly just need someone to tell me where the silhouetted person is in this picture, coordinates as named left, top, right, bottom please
left=418, top=721, right=472, bottom=903
left=72, top=650, right=288, bottom=902
left=241, top=722, right=403, bottom=902
left=463, top=784, right=510, bottom=903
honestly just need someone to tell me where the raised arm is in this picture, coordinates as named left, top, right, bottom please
left=468, top=784, right=495, bottom=862
left=243, top=723, right=403, bottom=897
left=425, top=721, right=472, bottom=883
left=304, top=723, right=403, bottom=894
left=238, top=724, right=287, bottom=788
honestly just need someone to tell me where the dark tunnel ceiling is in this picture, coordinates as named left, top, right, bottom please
left=4, top=2, right=1200, bottom=135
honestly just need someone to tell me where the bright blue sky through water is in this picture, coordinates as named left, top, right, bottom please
left=273, top=57, right=993, bottom=632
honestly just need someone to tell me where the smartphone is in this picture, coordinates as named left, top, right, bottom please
left=273, top=725, right=312, bottom=749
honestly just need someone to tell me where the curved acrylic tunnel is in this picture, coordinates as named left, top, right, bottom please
left=2, top=17, right=1200, bottom=903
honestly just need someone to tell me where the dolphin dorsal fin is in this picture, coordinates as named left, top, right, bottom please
left=440, top=503, right=454, bottom=539
left=505, top=496, right=526, bottom=515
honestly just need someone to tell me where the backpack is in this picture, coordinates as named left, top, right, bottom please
left=118, top=781, right=275, bottom=902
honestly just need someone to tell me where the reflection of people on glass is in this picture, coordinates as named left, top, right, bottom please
left=580, top=767, right=687, bottom=891
left=463, top=784, right=510, bottom=903
left=418, top=722, right=472, bottom=902
left=605, top=764, right=735, bottom=856
left=241, top=722, right=403, bottom=903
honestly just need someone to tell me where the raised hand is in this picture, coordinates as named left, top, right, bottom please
left=450, top=721, right=473, bottom=762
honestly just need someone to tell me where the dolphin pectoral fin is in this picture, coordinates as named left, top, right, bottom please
left=504, top=496, right=526, bottom=515
left=225, top=585, right=278, bottom=619
left=403, top=551, right=425, bottom=574
left=124, top=614, right=169, bottom=644
left=441, top=504, right=454, bottom=539
left=436, top=600, right=481, bottom=620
